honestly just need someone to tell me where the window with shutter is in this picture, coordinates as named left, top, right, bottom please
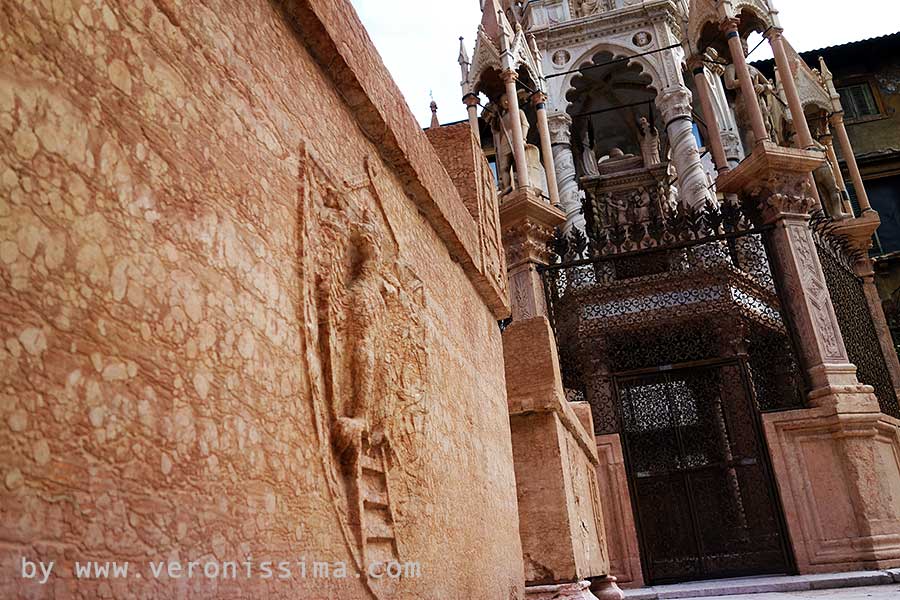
left=838, top=82, right=881, bottom=121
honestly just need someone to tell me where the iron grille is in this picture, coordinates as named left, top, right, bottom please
left=886, top=294, right=900, bottom=358
left=814, top=232, right=900, bottom=418
left=542, top=221, right=806, bottom=434
left=618, top=362, right=793, bottom=583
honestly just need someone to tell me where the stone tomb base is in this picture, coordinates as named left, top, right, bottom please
left=764, top=403, right=900, bottom=573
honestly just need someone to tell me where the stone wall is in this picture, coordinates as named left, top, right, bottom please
left=0, top=0, right=522, bottom=598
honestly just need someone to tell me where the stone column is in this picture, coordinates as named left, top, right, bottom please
left=767, top=29, right=814, bottom=149
left=830, top=112, right=872, bottom=213
left=691, top=63, right=730, bottom=173
left=464, top=93, right=480, bottom=141
left=722, top=19, right=770, bottom=147
left=533, top=92, right=561, bottom=207
left=549, top=112, right=587, bottom=233
left=503, top=69, right=531, bottom=190
left=857, top=258, right=900, bottom=399
left=657, top=87, right=714, bottom=208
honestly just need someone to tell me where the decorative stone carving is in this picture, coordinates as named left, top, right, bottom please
left=299, top=146, right=428, bottom=598
left=748, top=172, right=818, bottom=219
left=570, top=0, right=603, bottom=18
left=632, top=31, right=652, bottom=47
left=553, top=49, right=572, bottom=66
left=500, top=188, right=566, bottom=320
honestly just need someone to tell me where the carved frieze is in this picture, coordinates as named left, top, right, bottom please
left=748, top=172, right=817, bottom=220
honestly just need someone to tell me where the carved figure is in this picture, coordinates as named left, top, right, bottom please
left=638, top=116, right=661, bottom=167
left=630, top=187, right=652, bottom=222
left=299, top=147, right=428, bottom=598
left=571, top=0, right=601, bottom=17
left=811, top=139, right=847, bottom=219
left=496, top=92, right=531, bottom=191
left=724, top=38, right=778, bottom=148
left=578, top=123, right=600, bottom=177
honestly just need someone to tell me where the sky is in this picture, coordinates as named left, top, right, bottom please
left=350, top=0, right=900, bottom=128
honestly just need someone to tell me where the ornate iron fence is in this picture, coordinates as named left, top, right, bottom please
left=812, top=216, right=900, bottom=419
left=540, top=200, right=807, bottom=435
left=886, top=295, right=900, bottom=358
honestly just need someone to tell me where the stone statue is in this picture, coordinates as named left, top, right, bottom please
left=638, top=116, right=661, bottom=167
left=811, top=139, right=847, bottom=219
left=578, top=123, right=601, bottom=177
left=496, top=93, right=532, bottom=191
left=571, top=0, right=601, bottom=17
left=724, top=37, right=778, bottom=148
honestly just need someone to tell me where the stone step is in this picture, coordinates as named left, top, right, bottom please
left=625, top=570, right=897, bottom=599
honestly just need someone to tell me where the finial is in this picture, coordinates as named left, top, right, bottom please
left=458, top=36, right=470, bottom=65
left=429, top=93, right=440, bottom=129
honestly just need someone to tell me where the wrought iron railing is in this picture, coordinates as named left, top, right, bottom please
left=886, top=295, right=900, bottom=358
left=812, top=215, right=900, bottom=419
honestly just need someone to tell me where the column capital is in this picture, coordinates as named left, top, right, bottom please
left=764, top=26, right=785, bottom=41
left=719, top=17, right=740, bottom=36
left=501, top=69, right=518, bottom=84
left=828, top=111, right=846, bottom=125
left=500, top=187, right=566, bottom=269
left=547, top=112, right=573, bottom=145
left=829, top=211, right=882, bottom=255
left=462, top=93, right=480, bottom=107
left=716, top=142, right=823, bottom=222
left=656, top=87, right=693, bottom=125
left=530, top=91, right=548, bottom=106
left=499, top=187, right=565, bottom=321
left=687, top=55, right=706, bottom=73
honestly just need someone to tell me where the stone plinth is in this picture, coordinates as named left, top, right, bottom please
left=500, top=188, right=566, bottom=320
left=764, top=408, right=900, bottom=573
left=503, top=316, right=611, bottom=586
left=717, top=142, right=866, bottom=404
left=594, top=434, right=644, bottom=589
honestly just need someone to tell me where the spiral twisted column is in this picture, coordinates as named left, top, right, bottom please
left=548, top=112, right=587, bottom=232
left=657, top=87, right=714, bottom=208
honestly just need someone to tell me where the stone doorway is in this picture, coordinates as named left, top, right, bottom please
left=614, top=360, right=794, bottom=584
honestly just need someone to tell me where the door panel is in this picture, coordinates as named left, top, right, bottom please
left=617, top=361, right=792, bottom=584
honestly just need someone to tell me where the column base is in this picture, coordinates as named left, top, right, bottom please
left=525, top=580, right=598, bottom=599
left=589, top=575, right=626, bottom=599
